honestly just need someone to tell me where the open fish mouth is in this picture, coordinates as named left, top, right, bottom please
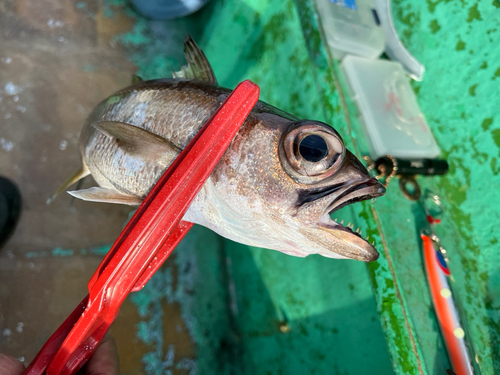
left=314, top=178, right=386, bottom=261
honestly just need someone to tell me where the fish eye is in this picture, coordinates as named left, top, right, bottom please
left=279, top=121, right=345, bottom=183
left=299, top=135, right=329, bottom=162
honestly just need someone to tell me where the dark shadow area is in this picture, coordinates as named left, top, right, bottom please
left=0, top=176, right=21, bottom=250
left=221, top=240, right=393, bottom=375
left=485, top=271, right=500, bottom=373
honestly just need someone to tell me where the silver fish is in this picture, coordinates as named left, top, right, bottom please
left=51, top=37, right=385, bottom=261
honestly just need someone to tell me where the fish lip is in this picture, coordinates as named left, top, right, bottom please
left=316, top=178, right=385, bottom=262
left=317, top=216, right=380, bottom=262
left=325, top=178, right=386, bottom=216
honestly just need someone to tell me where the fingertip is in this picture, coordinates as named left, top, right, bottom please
left=85, top=334, right=120, bottom=375
left=0, top=353, right=25, bottom=375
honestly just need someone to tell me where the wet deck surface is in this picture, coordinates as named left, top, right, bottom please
left=0, top=1, right=189, bottom=372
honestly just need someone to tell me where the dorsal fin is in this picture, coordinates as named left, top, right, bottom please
left=131, top=74, right=144, bottom=84
left=172, top=36, right=217, bottom=85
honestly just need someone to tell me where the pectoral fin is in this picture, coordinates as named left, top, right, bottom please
left=68, top=187, right=143, bottom=206
left=92, top=121, right=180, bottom=168
left=172, top=36, right=217, bottom=85
left=47, top=165, right=90, bottom=204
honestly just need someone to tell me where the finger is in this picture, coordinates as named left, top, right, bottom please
left=0, top=353, right=24, bottom=375
left=84, top=334, right=120, bottom=375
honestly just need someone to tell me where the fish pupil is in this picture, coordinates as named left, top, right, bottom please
left=299, top=135, right=328, bottom=162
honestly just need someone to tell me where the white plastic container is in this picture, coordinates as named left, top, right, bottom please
left=341, top=55, right=440, bottom=159
left=315, top=0, right=385, bottom=60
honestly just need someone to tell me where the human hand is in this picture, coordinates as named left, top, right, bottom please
left=0, top=334, right=120, bottom=375
left=0, top=352, right=23, bottom=375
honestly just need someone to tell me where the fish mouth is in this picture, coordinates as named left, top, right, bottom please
left=306, top=178, right=386, bottom=262
left=325, top=178, right=385, bottom=215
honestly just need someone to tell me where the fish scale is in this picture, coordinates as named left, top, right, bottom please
left=81, top=82, right=224, bottom=197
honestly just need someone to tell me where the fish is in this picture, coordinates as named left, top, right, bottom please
left=50, top=36, right=386, bottom=262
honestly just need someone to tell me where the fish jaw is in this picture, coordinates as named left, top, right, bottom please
left=322, top=180, right=385, bottom=258
left=294, top=149, right=387, bottom=261
left=317, top=216, right=379, bottom=261
left=296, top=178, right=385, bottom=261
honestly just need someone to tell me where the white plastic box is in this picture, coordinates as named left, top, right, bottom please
left=341, top=55, right=440, bottom=159
left=316, top=0, right=385, bottom=60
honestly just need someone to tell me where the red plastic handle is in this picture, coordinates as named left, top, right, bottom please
left=132, top=220, right=193, bottom=291
left=44, top=80, right=259, bottom=375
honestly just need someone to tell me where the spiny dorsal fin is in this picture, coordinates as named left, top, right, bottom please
left=47, top=165, right=90, bottom=204
left=131, top=74, right=144, bottom=84
left=91, top=121, right=180, bottom=168
left=68, top=187, right=143, bottom=206
left=172, top=36, right=217, bottom=85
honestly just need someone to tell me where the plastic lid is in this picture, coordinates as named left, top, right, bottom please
left=341, top=55, right=440, bottom=159
left=316, top=0, right=385, bottom=59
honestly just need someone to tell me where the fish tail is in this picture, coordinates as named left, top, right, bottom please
left=46, top=164, right=90, bottom=204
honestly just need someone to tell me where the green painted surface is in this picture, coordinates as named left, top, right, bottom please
left=390, top=2, right=500, bottom=373
left=105, top=0, right=499, bottom=373
left=224, top=238, right=392, bottom=375
left=307, top=0, right=500, bottom=373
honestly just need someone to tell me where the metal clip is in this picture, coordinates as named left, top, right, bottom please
left=363, top=154, right=398, bottom=187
